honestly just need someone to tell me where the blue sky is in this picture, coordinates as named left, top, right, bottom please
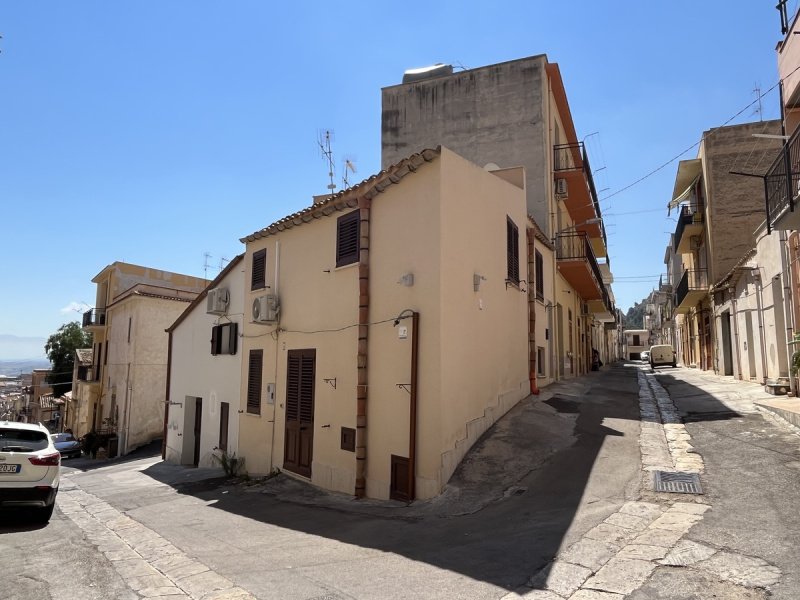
left=0, top=1, right=790, bottom=358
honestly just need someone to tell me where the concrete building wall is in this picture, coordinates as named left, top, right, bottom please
left=381, top=56, right=550, bottom=233
left=105, top=296, right=192, bottom=453
left=701, top=122, right=782, bottom=283
left=166, top=264, right=244, bottom=467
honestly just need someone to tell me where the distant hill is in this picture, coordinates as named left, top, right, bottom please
left=0, top=359, right=51, bottom=377
left=623, top=300, right=646, bottom=329
left=0, top=334, right=47, bottom=362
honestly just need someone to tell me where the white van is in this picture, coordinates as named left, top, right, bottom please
left=649, top=344, right=677, bottom=369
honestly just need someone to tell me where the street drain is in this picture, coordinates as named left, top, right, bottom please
left=653, top=471, right=703, bottom=494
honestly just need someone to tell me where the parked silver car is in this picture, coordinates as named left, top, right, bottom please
left=51, top=432, right=82, bottom=459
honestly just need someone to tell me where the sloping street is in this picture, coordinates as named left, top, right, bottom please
left=3, top=362, right=799, bottom=600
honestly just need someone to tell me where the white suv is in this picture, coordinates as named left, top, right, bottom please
left=0, top=421, right=61, bottom=522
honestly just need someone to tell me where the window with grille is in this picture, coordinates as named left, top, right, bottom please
left=507, top=217, right=520, bottom=284
left=336, top=211, right=360, bottom=267
left=246, top=349, right=263, bottom=415
left=251, top=248, right=267, bottom=290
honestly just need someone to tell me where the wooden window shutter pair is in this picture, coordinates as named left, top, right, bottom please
left=507, top=217, right=520, bottom=283
left=252, top=249, right=267, bottom=290
left=246, top=349, right=263, bottom=415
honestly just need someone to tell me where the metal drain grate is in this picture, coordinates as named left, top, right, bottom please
left=653, top=471, right=703, bottom=494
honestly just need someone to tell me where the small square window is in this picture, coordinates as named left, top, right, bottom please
left=211, top=322, right=238, bottom=356
left=341, top=427, right=355, bottom=452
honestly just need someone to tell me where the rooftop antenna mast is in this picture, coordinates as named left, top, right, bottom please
left=318, top=129, right=337, bottom=193
left=203, top=252, right=212, bottom=280
left=219, top=256, right=229, bottom=272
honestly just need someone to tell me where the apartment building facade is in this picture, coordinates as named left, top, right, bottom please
left=79, top=262, right=207, bottom=455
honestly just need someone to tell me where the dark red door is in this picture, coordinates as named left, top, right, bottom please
left=284, top=349, right=315, bottom=477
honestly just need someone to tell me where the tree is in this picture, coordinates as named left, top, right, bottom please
left=44, top=322, right=92, bottom=396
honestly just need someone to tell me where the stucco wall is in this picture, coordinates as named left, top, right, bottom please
left=381, top=56, right=550, bottom=233
left=166, top=264, right=244, bottom=467
left=239, top=149, right=530, bottom=500
left=239, top=209, right=360, bottom=492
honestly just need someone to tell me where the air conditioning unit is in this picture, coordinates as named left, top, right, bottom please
left=252, top=294, right=279, bottom=323
left=556, top=178, right=568, bottom=196
left=206, top=288, right=229, bottom=315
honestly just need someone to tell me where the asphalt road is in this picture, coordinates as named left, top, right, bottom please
left=3, top=363, right=798, bottom=599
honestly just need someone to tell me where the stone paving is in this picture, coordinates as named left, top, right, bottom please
left=501, top=365, right=783, bottom=599
left=57, top=480, right=256, bottom=600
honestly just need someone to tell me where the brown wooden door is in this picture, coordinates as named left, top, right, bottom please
left=284, top=349, right=315, bottom=477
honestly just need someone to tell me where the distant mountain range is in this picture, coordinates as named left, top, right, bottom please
left=0, top=334, right=47, bottom=362
left=0, top=358, right=51, bottom=376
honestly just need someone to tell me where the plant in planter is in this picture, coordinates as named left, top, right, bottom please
left=211, top=450, right=246, bottom=477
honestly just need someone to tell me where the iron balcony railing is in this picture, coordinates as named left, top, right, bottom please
left=555, top=231, right=604, bottom=294
left=553, top=142, right=605, bottom=247
left=765, top=124, right=800, bottom=231
left=675, top=269, right=708, bottom=307
left=673, top=204, right=703, bottom=248
left=82, top=308, right=106, bottom=328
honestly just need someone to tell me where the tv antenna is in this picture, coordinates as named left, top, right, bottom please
left=343, top=158, right=357, bottom=189
left=752, top=83, right=763, bottom=121
left=219, top=256, right=229, bottom=271
left=203, top=252, right=212, bottom=280
left=318, top=129, right=337, bottom=193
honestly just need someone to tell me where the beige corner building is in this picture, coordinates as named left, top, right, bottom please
left=382, top=56, right=617, bottom=379
left=238, top=147, right=531, bottom=501
left=79, top=262, right=207, bottom=454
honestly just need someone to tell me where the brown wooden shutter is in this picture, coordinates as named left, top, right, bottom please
left=535, top=250, right=544, bottom=300
left=286, top=354, right=300, bottom=422
left=251, top=248, right=267, bottom=290
left=507, top=217, right=520, bottom=283
left=211, top=325, right=219, bottom=355
left=246, top=349, right=263, bottom=414
left=336, top=211, right=360, bottom=267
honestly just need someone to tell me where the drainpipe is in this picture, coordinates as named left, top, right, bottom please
left=755, top=272, right=768, bottom=384
left=779, top=230, right=796, bottom=394
left=527, top=228, right=540, bottom=394
left=407, top=311, right=419, bottom=501
left=730, top=288, right=743, bottom=380
left=355, top=197, right=371, bottom=498
left=162, top=330, right=173, bottom=460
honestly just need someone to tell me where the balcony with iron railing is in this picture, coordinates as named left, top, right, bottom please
left=765, top=124, right=800, bottom=232
left=673, top=204, right=704, bottom=254
left=82, top=308, right=106, bottom=329
left=553, top=142, right=607, bottom=254
left=675, top=269, right=709, bottom=314
left=554, top=231, right=604, bottom=301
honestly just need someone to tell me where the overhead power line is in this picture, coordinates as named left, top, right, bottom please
left=600, top=63, right=800, bottom=202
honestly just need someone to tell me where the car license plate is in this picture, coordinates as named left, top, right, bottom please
left=0, top=464, right=21, bottom=473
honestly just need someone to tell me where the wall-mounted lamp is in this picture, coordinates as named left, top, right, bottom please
left=474, top=274, right=486, bottom=292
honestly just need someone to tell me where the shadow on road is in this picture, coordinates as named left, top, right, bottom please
left=137, top=362, right=740, bottom=592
